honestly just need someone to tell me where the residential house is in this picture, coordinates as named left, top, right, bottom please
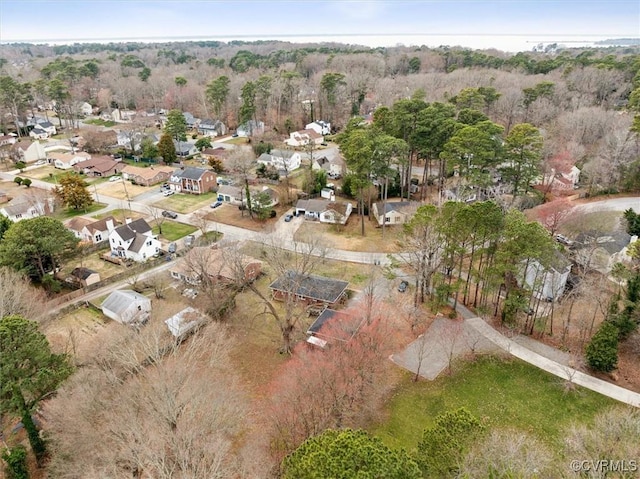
left=165, top=307, right=205, bottom=338
left=0, top=135, right=17, bottom=147
left=121, top=165, right=174, bottom=186
left=295, top=199, right=353, bottom=224
left=312, top=156, right=343, bottom=177
left=29, top=126, right=51, bottom=140
left=169, top=167, right=216, bottom=194
left=372, top=201, right=417, bottom=226
left=217, top=184, right=244, bottom=205
left=73, top=156, right=124, bottom=177
left=573, top=231, right=634, bottom=275
left=236, top=120, right=265, bottom=137
left=12, top=140, right=46, bottom=163
left=307, top=308, right=360, bottom=347
left=49, top=151, right=91, bottom=170
left=174, top=141, right=198, bottom=158
left=0, top=197, right=54, bottom=222
left=547, top=165, right=581, bottom=191
left=169, top=246, right=262, bottom=285
left=79, top=102, right=93, bottom=117
left=70, top=267, right=101, bottom=288
left=197, top=119, right=227, bottom=137
left=101, top=290, right=151, bottom=325
left=269, top=271, right=349, bottom=308
left=253, top=186, right=279, bottom=208
left=108, top=218, right=161, bottom=262
left=66, top=216, right=118, bottom=243
left=285, top=129, right=323, bottom=148
left=111, top=108, right=135, bottom=123
left=183, top=112, right=198, bottom=129
left=305, top=120, right=331, bottom=136
left=116, top=130, right=145, bottom=152
left=257, top=149, right=301, bottom=172
left=522, top=250, right=572, bottom=301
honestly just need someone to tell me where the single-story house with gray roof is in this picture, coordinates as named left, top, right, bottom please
left=269, top=271, right=349, bottom=307
left=101, top=289, right=151, bottom=324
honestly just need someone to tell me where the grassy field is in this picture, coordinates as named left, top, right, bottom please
left=52, top=202, right=107, bottom=220
left=153, top=192, right=217, bottom=213
left=84, top=118, right=116, bottom=127
left=152, top=220, right=197, bottom=241
left=560, top=210, right=624, bottom=236
left=373, top=356, right=615, bottom=452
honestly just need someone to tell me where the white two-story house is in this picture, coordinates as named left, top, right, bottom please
left=108, top=218, right=161, bottom=262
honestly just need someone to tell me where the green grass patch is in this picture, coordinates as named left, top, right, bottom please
left=373, top=356, right=615, bottom=452
left=154, top=191, right=218, bottom=214
left=84, top=118, right=116, bottom=127
left=225, top=137, right=250, bottom=145
left=52, top=202, right=108, bottom=220
left=152, top=220, right=197, bottom=241
left=92, top=209, right=143, bottom=222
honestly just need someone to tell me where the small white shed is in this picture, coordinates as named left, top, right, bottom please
left=164, top=307, right=205, bottom=338
left=101, top=290, right=151, bottom=324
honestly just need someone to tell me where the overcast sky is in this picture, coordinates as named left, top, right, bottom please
left=1, top=0, right=638, bottom=52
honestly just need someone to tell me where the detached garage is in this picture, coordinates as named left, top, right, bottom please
left=101, top=290, right=151, bottom=325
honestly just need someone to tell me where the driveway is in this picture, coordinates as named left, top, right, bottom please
left=574, top=196, right=640, bottom=214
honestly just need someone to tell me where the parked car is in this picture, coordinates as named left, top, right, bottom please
left=162, top=210, right=178, bottom=219
left=109, top=176, right=121, bottom=182
left=163, top=190, right=175, bottom=197
left=554, top=234, right=573, bottom=246
left=284, top=214, right=293, bottom=222
left=184, top=234, right=195, bottom=247
left=34, top=160, right=47, bottom=166
left=398, top=280, right=409, bottom=293
left=182, top=288, right=198, bottom=299
left=168, top=242, right=177, bottom=253
left=210, top=201, right=222, bottom=209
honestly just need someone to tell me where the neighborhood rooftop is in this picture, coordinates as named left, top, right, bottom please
left=269, top=271, right=349, bottom=304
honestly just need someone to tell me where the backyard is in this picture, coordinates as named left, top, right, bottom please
left=151, top=220, right=197, bottom=241
left=373, top=356, right=615, bottom=452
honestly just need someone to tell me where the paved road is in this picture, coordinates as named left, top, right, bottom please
left=574, top=196, right=640, bottom=214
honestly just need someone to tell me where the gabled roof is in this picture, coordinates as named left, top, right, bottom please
left=1, top=201, right=34, bottom=216
left=74, top=156, right=119, bottom=173
left=71, top=267, right=98, bottom=280
left=218, top=184, right=242, bottom=197
left=86, top=216, right=118, bottom=234
left=101, top=289, right=149, bottom=314
left=307, top=308, right=358, bottom=342
left=122, top=165, right=174, bottom=180
left=128, top=234, right=148, bottom=253
left=165, top=307, right=204, bottom=337
left=270, top=149, right=296, bottom=159
left=174, top=141, right=196, bottom=154
left=296, top=199, right=330, bottom=213
left=172, top=167, right=210, bottom=180
left=575, top=231, right=632, bottom=255
left=113, top=218, right=152, bottom=242
left=202, top=147, right=230, bottom=157
left=375, top=201, right=414, bottom=214
left=269, top=271, right=349, bottom=304
left=323, top=201, right=349, bottom=217
left=66, top=216, right=93, bottom=232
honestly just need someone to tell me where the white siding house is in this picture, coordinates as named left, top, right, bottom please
left=108, top=218, right=161, bottom=262
left=101, top=290, right=151, bottom=324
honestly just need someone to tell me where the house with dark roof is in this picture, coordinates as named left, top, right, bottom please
left=269, top=271, right=349, bottom=307
left=295, top=199, right=353, bottom=224
left=197, top=119, right=227, bottom=137
left=70, top=267, right=101, bottom=287
left=306, top=309, right=361, bottom=347
left=108, top=218, right=161, bottom=262
left=372, top=201, right=417, bottom=226
left=101, top=290, right=151, bottom=324
left=573, top=231, right=635, bottom=275
left=169, top=167, right=216, bottom=194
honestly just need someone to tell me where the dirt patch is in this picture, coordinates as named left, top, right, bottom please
left=98, top=181, right=150, bottom=200
left=294, top=217, right=403, bottom=253
left=0, top=179, right=37, bottom=200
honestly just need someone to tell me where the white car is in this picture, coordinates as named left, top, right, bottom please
left=108, top=176, right=121, bottom=182
left=34, top=160, right=47, bottom=166
left=163, top=190, right=175, bottom=197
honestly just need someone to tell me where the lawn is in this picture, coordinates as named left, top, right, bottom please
left=93, top=209, right=143, bottom=222
left=373, top=356, right=615, bottom=452
left=560, top=210, right=624, bottom=236
left=152, top=220, right=197, bottom=241
left=153, top=192, right=218, bottom=213
left=52, top=202, right=108, bottom=220
left=84, top=118, right=116, bottom=127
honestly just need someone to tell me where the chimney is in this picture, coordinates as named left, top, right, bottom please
left=125, top=218, right=132, bottom=225
left=106, top=219, right=114, bottom=231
